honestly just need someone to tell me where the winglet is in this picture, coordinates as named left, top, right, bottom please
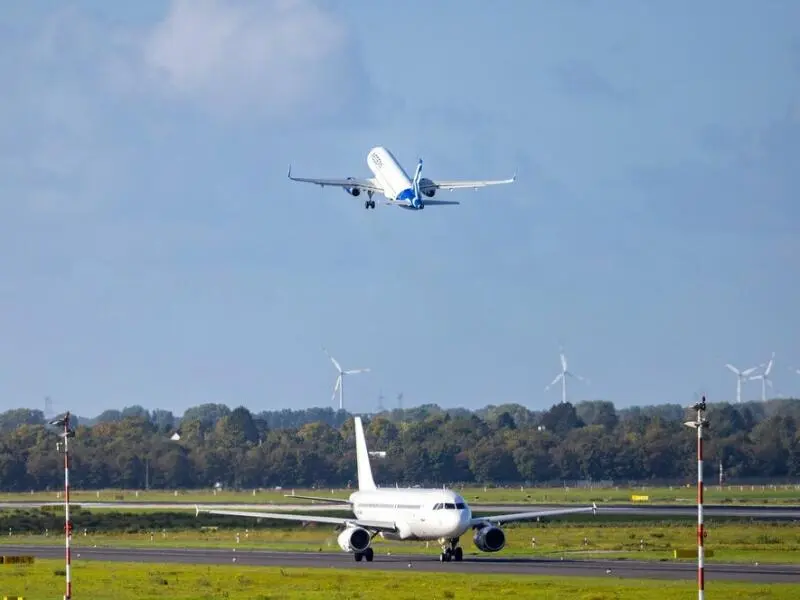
left=511, top=170, right=517, bottom=182
left=591, top=502, right=598, bottom=516
left=287, top=164, right=292, bottom=179
left=195, top=504, right=200, bottom=517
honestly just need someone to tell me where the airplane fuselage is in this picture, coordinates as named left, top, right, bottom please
left=367, top=146, right=425, bottom=209
left=350, top=488, right=472, bottom=541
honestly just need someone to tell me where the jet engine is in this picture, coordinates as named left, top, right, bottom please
left=337, top=526, right=371, bottom=553
left=419, top=177, right=436, bottom=197
left=472, top=525, right=506, bottom=552
left=344, top=177, right=361, bottom=196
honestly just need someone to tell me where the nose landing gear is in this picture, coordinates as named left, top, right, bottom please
left=364, top=199, right=376, bottom=209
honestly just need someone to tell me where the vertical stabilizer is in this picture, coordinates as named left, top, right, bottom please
left=354, top=417, right=377, bottom=491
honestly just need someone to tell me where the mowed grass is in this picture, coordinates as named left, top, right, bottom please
left=1, top=559, right=798, bottom=600
left=3, top=522, right=799, bottom=564
left=2, top=483, right=799, bottom=505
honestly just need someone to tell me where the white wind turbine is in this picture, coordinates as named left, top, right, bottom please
left=749, top=352, right=775, bottom=402
left=544, top=348, right=588, bottom=404
left=724, top=362, right=760, bottom=404
left=324, top=347, right=370, bottom=411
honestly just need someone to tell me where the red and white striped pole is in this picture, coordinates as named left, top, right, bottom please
left=51, top=411, right=75, bottom=600
left=64, top=411, right=72, bottom=600
left=685, top=397, right=709, bottom=600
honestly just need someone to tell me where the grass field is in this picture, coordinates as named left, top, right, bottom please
left=2, top=521, right=798, bottom=565
left=1, top=559, right=798, bottom=599
left=2, top=483, right=799, bottom=505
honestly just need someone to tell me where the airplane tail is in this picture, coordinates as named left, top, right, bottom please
left=354, top=416, right=377, bottom=491
left=411, top=159, right=423, bottom=198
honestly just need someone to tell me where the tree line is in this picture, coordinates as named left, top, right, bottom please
left=1, top=399, right=799, bottom=491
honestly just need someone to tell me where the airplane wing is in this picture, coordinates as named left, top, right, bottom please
left=470, top=503, right=597, bottom=527
left=420, top=174, right=516, bottom=192
left=283, top=494, right=352, bottom=505
left=197, top=506, right=397, bottom=533
left=287, top=166, right=384, bottom=194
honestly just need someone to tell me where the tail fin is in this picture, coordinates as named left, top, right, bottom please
left=354, top=417, right=377, bottom=491
left=412, top=159, right=423, bottom=197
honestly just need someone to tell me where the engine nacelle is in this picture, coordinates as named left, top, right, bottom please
left=472, top=525, right=506, bottom=553
left=337, top=526, right=371, bottom=553
left=419, top=177, right=436, bottom=197
left=344, top=176, right=361, bottom=196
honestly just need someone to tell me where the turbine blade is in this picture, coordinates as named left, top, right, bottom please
left=545, top=373, right=563, bottom=390
left=560, top=353, right=567, bottom=372
left=725, top=364, right=740, bottom=375
left=741, top=367, right=757, bottom=376
left=345, top=368, right=370, bottom=374
left=331, top=376, right=341, bottom=403
left=765, top=354, right=775, bottom=375
left=323, top=348, right=342, bottom=373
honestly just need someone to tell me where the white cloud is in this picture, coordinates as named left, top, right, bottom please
left=139, top=0, right=364, bottom=120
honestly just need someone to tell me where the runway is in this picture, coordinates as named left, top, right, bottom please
left=2, top=501, right=799, bottom=519
left=2, top=543, right=799, bottom=583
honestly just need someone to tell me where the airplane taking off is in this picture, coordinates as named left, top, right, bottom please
left=197, top=417, right=596, bottom=563
left=287, top=146, right=516, bottom=210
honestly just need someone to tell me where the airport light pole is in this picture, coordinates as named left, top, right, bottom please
left=684, top=397, right=709, bottom=600
left=50, top=412, right=76, bottom=600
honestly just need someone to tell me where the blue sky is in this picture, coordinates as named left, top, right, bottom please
left=2, top=0, right=799, bottom=418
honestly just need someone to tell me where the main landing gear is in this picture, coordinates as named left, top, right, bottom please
left=439, top=539, right=463, bottom=562
left=354, top=548, right=374, bottom=562
left=364, top=199, right=376, bottom=209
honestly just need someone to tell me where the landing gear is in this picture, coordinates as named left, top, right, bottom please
left=354, top=548, right=374, bottom=562
left=364, top=199, right=376, bottom=209
left=439, top=538, right=463, bottom=562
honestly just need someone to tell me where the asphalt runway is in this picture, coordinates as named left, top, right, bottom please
left=3, top=544, right=799, bottom=583
left=2, top=501, right=799, bottom=519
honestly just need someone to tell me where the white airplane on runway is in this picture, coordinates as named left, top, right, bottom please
left=197, top=417, right=596, bottom=563
left=287, top=146, right=516, bottom=211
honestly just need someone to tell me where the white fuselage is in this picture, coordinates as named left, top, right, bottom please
left=367, top=146, right=414, bottom=201
left=350, top=488, right=472, bottom=541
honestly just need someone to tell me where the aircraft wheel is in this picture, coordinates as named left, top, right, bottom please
left=364, top=200, right=370, bottom=209
left=454, top=547, right=463, bottom=561
left=354, top=552, right=363, bottom=562
left=364, top=548, right=374, bottom=562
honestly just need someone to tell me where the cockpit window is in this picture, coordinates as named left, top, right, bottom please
left=445, top=503, right=456, bottom=509
left=433, top=503, right=442, bottom=510
left=455, top=502, right=466, bottom=509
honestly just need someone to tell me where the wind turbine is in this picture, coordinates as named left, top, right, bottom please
left=724, top=363, right=759, bottom=404
left=544, top=348, right=588, bottom=404
left=749, top=352, right=775, bottom=402
left=323, top=347, right=370, bottom=411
